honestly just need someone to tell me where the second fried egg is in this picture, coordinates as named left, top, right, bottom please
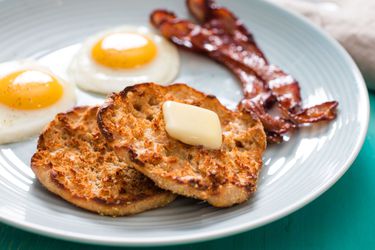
left=68, top=26, right=180, bottom=94
left=0, top=60, right=76, bottom=144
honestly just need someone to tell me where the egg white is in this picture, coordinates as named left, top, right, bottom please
left=68, top=25, right=180, bottom=94
left=0, top=60, right=76, bottom=144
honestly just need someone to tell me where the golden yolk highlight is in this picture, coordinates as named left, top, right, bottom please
left=0, top=70, right=63, bottom=110
left=91, top=32, right=157, bottom=69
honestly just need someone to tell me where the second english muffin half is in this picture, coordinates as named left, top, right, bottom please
left=31, top=106, right=176, bottom=216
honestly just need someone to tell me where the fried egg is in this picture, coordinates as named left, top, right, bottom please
left=0, top=61, right=76, bottom=144
left=68, top=26, right=180, bottom=94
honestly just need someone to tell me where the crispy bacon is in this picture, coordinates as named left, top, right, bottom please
left=239, top=99, right=294, bottom=134
left=150, top=0, right=338, bottom=143
left=279, top=101, right=338, bottom=124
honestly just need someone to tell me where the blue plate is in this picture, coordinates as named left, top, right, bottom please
left=0, top=0, right=369, bottom=246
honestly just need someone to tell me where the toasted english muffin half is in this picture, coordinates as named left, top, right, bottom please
left=31, top=106, right=176, bottom=216
left=98, top=83, right=266, bottom=207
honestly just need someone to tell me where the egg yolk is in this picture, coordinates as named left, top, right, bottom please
left=0, top=70, right=63, bottom=110
left=91, top=32, right=157, bottom=69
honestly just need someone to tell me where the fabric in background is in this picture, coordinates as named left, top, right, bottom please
left=270, top=0, right=375, bottom=90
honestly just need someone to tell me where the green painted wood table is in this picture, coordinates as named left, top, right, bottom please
left=1, top=92, right=374, bottom=250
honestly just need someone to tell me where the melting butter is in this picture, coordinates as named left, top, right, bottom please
left=162, top=101, right=222, bottom=149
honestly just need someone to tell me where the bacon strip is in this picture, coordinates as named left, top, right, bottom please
left=150, top=0, right=338, bottom=143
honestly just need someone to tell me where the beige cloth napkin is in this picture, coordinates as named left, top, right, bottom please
left=270, top=0, right=375, bottom=90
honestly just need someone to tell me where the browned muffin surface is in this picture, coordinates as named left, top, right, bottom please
left=31, top=106, right=176, bottom=216
left=98, top=83, right=266, bottom=207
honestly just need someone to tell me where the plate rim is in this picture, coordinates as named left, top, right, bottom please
left=0, top=0, right=370, bottom=246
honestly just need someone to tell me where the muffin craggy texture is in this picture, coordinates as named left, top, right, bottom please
left=31, top=106, right=176, bottom=216
left=98, top=83, right=267, bottom=207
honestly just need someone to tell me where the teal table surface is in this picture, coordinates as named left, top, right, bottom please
left=1, top=92, right=375, bottom=250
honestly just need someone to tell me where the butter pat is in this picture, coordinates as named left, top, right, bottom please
left=162, top=101, right=222, bottom=149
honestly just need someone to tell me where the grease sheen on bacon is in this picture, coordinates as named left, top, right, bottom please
left=150, top=0, right=338, bottom=143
